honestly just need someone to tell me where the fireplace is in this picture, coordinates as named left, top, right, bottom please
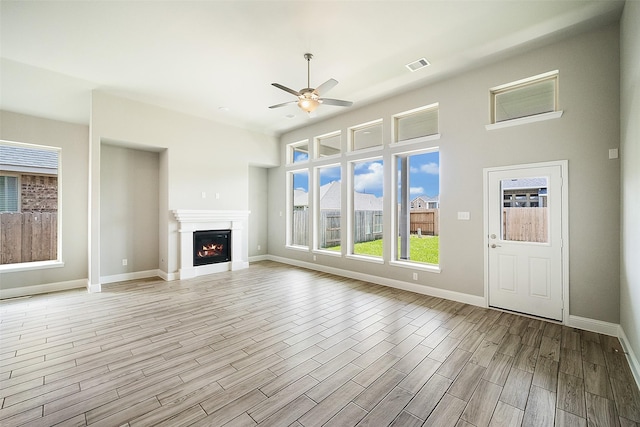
left=193, top=230, right=231, bottom=266
left=173, top=210, right=249, bottom=280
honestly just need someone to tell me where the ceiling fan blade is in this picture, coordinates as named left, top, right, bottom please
left=313, top=78, right=338, bottom=95
left=272, top=83, right=301, bottom=97
left=319, top=98, right=353, bottom=107
left=268, top=100, right=297, bottom=109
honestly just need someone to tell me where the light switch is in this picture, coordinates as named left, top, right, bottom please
left=458, top=212, right=470, bottom=220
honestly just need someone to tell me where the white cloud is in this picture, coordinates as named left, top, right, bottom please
left=420, top=162, right=439, bottom=175
left=354, top=162, right=383, bottom=193
left=410, top=187, right=424, bottom=195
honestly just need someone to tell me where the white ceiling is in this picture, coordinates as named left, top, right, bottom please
left=0, top=0, right=624, bottom=136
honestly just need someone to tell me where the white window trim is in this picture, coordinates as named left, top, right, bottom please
left=389, top=259, right=441, bottom=273
left=393, top=102, right=440, bottom=143
left=0, top=140, right=62, bottom=269
left=348, top=119, right=384, bottom=152
left=0, top=260, right=65, bottom=273
left=345, top=254, right=385, bottom=264
left=314, top=163, right=342, bottom=252
left=315, top=130, right=342, bottom=159
left=485, top=110, right=563, bottom=131
left=287, top=139, right=310, bottom=164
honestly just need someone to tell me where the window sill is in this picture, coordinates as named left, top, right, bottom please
left=485, top=111, right=563, bottom=130
left=389, top=260, right=441, bottom=273
left=285, top=245, right=310, bottom=253
left=345, top=254, right=384, bottom=264
left=393, top=133, right=441, bottom=147
left=313, top=249, right=342, bottom=257
left=0, top=260, right=65, bottom=273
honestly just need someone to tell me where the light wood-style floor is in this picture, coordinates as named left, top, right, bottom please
left=1, top=261, right=639, bottom=427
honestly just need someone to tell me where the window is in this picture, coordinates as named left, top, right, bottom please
left=288, top=140, right=310, bottom=164
left=316, top=165, right=341, bottom=251
left=490, top=71, right=559, bottom=124
left=289, top=169, right=309, bottom=247
left=316, top=132, right=341, bottom=158
left=395, top=150, right=440, bottom=266
left=350, top=120, right=383, bottom=151
left=394, top=104, right=439, bottom=142
left=0, top=175, right=19, bottom=212
left=351, top=158, right=384, bottom=258
left=501, top=177, right=549, bottom=243
left=0, top=142, right=60, bottom=266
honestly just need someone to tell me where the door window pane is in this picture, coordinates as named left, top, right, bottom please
left=501, top=177, right=548, bottom=243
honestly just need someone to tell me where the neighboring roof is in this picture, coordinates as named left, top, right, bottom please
left=0, top=145, right=58, bottom=174
left=502, top=178, right=548, bottom=190
left=411, top=195, right=439, bottom=203
left=294, top=181, right=383, bottom=211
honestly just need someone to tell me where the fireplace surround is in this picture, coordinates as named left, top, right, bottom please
left=173, top=210, right=249, bottom=279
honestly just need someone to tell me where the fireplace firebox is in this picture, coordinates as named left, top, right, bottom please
left=193, top=230, right=231, bottom=266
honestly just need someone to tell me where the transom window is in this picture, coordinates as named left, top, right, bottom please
left=350, top=120, right=383, bottom=151
left=316, top=131, right=341, bottom=158
left=491, top=71, right=559, bottom=124
left=394, top=104, right=439, bottom=142
left=288, top=140, right=310, bottom=164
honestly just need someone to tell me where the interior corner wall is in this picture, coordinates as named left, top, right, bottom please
left=100, top=144, right=160, bottom=278
left=268, top=22, right=621, bottom=324
left=620, top=0, right=640, bottom=373
left=89, top=92, right=279, bottom=285
left=248, top=166, right=269, bottom=258
left=0, top=110, right=89, bottom=290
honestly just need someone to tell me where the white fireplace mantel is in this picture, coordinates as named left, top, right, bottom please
left=173, top=209, right=250, bottom=279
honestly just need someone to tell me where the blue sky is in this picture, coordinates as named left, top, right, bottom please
left=293, top=151, right=440, bottom=200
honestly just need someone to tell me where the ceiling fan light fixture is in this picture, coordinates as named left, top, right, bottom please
left=298, top=97, right=319, bottom=113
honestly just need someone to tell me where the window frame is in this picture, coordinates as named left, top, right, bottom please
left=0, top=140, right=63, bottom=272
left=287, top=140, right=310, bottom=164
left=286, top=168, right=310, bottom=250
left=487, top=70, right=563, bottom=130
left=315, top=131, right=342, bottom=159
left=314, top=163, right=342, bottom=255
left=0, top=174, right=20, bottom=212
left=393, top=103, right=440, bottom=143
left=390, top=146, right=441, bottom=273
left=346, top=156, right=385, bottom=264
left=348, top=119, right=384, bottom=152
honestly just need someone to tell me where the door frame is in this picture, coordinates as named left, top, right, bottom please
left=483, top=160, right=569, bottom=323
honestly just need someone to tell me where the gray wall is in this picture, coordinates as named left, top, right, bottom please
left=0, top=111, right=89, bottom=291
left=620, top=1, right=640, bottom=373
left=268, top=23, right=621, bottom=323
left=248, top=166, right=269, bottom=258
left=100, top=144, right=160, bottom=278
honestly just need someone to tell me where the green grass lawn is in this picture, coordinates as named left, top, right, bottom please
left=327, top=235, right=439, bottom=264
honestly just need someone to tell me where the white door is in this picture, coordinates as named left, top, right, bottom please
left=486, top=163, right=565, bottom=321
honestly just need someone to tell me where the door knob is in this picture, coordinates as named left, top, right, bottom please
left=491, top=244, right=501, bottom=248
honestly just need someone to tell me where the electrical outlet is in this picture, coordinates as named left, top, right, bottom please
left=122, top=259, right=128, bottom=266
left=313, top=255, right=317, bottom=261
left=257, top=245, right=261, bottom=251
left=201, top=192, right=206, bottom=198
left=413, top=272, right=418, bottom=280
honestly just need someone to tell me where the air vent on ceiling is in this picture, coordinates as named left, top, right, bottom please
left=406, top=58, right=430, bottom=72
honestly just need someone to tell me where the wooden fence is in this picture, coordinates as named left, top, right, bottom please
left=409, top=209, right=439, bottom=236
left=294, top=209, right=436, bottom=247
left=503, top=207, right=548, bottom=242
left=0, top=212, right=57, bottom=264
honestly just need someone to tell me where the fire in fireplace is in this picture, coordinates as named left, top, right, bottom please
left=193, top=230, right=231, bottom=266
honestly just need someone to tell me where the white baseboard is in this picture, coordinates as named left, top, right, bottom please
left=266, top=255, right=486, bottom=307
left=0, top=279, right=87, bottom=299
left=619, top=326, right=640, bottom=391
left=566, top=315, right=620, bottom=337
left=158, top=269, right=178, bottom=281
left=100, top=269, right=162, bottom=285
left=249, top=255, right=269, bottom=263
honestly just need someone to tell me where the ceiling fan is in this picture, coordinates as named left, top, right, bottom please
left=269, top=53, right=353, bottom=114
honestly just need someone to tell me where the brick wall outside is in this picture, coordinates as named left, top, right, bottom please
left=21, top=174, right=58, bottom=212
